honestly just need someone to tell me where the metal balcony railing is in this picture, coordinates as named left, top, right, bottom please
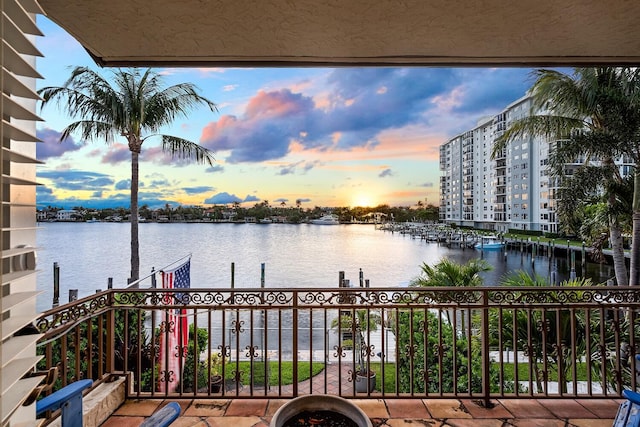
left=34, top=286, right=640, bottom=404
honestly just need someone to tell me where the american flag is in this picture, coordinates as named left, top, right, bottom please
left=158, top=259, right=190, bottom=393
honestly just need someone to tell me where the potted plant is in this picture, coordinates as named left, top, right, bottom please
left=207, top=352, right=227, bottom=393
left=332, top=309, right=381, bottom=392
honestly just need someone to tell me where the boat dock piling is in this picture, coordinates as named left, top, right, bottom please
left=50, top=262, right=80, bottom=307
left=377, top=223, right=616, bottom=278
left=52, top=262, right=60, bottom=307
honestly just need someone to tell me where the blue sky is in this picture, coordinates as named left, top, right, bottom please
left=35, top=16, right=538, bottom=210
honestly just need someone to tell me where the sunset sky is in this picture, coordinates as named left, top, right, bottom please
left=35, top=16, right=539, bottom=210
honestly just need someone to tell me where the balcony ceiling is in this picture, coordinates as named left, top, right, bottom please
left=38, top=0, right=640, bottom=67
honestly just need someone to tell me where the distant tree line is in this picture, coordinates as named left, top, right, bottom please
left=39, top=202, right=440, bottom=224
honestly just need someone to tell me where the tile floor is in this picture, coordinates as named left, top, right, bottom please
left=99, top=363, right=623, bottom=426
left=102, top=397, right=620, bottom=427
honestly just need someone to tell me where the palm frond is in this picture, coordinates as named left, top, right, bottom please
left=160, top=135, right=215, bottom=166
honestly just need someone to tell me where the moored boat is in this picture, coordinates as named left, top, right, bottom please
left=310, top=214, right=340, bottom=225
left=475, top=235, right=505, bottom=250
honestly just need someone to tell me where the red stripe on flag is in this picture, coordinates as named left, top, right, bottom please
left=158, top=259, right=191, bottom=393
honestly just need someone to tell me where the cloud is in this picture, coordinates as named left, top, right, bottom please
left=450, top=69, right=536, bottom=114
left=36, top=186, right=128, bottom=209
left=223, top=84, right=238, bottom=92
left=37, top=186, right=53, bottom=195
left=419, top=182, right=434, bottom=187
left=115, top=179, right=131, bottom=190
left=38, top=169, right=115, bottom=191
left=36, top=127, right=84, bottom=159
left=243, top=195, right=260, bottom=202
left=303, top=161, right=321, bottom=172
left=146, top=178, right=172, bottom=188
left=101, top=144, right=130, bottom=165
left=141, top=144, right=216, bottom=169
left=35, top=171, right=178, bottom=209
left=274, top=198, right=288, bottom=203
left=199, top=68, right=532, bottom=164
left=201, top=89, right=314, bottom=163
left=206, top=165, right=225, bottom=173
left=183, top=186, right=215, bottom=195
left=142, top=146, right=186, bottom=166
left=278, top=161, right=302, bottom=175
left=379, top=168, right=393, bottom=178
left=277, top=160, right=320, bottom=176
left=204, top=192, right=243, bottom=204
left=278, top=166, right=295, bottom=175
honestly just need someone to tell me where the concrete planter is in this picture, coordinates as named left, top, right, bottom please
left=270, top=395, right=372, bottom=427
left=355, top=372, right=376, bottom=393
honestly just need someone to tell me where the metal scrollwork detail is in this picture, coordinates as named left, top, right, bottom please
left=159, top=320, right=175, bottom=334
left=219, top=345, right=231, bottom=358
left=362, top=344, right=375, bottom=358
left=245, top=345, right=259, bottom=359
left=404, top=343, right=417, bottom=358
left=160, top=370, right=175, bottom=384
left=347, top=369, right=355, bottom=383
left=231, top=319, right=245, bottom=335
left=174, top=344, right=188, bottom=359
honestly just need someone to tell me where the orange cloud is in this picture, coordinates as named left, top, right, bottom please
left=200, top=115, right=239, bottom=145
left=245, top=90, right=305, bottom=119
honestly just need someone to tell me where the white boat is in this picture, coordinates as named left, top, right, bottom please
left=475, top=235, right=505, bottom=250
left=259, top=218, right=273, bottom=224
left=310, top=214, right=340, bottom=225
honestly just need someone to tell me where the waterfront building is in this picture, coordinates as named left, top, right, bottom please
left=440, top=95, right=633, bottom=234
left=55, top=209, right=81, bottom=221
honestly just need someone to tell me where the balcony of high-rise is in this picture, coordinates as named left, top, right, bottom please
left=8, top=1, right=640, bottom=426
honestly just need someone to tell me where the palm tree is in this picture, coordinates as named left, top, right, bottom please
left=410, top=258, right=492, bottom=288
left=38, top=67, right=217, bottom=281
left=490, top=272, right=597, bottom=393
left=493, top=68, right=636, bottom=286
left=411, top=258, right=492, bottom=329
left=618, top=69, right=640, bottom=286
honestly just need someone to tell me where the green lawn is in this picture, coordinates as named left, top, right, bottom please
left=368, top=362, right=590, bottom=393
left=223, top=361, right=590, bottom=390
left=223, top=361, right=325, bottom=386
left=499, top=362, right=589, bottom=381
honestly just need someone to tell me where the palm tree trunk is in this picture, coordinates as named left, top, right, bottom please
left=130, top=150, right=140, bottom=282
left=610, top=215, right=628, bottom=286
left=629, top=169, right=640, bottom=286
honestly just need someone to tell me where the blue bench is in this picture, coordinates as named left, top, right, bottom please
left=36, top=379, right=93, bottom=427
left=615, top=390, right=640, bottom=426
left=614, top=354, right=640, bottom=426
left=140, top=402, right=181, bottom=427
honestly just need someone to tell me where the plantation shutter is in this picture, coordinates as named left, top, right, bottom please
left=1, top=0, right=44, bottom=424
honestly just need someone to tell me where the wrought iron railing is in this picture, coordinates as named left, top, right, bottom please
left=35, top=286, right=640, bottom=404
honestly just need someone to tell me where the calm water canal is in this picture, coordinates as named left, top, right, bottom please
left=35, top=222, right=615, bottom=312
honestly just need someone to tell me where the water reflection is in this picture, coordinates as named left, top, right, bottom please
left=457, top=246, right=615, bottom=285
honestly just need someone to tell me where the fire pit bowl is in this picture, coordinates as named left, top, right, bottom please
left=270, top=395, right=372, bottom=427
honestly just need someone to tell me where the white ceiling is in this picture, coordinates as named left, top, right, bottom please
left=38, top=0, right=640, bottom=67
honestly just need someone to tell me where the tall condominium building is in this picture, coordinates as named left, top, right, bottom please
left=440, top=95, right=557, bottom=234
left=440, top=95, right=634, bottom=234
